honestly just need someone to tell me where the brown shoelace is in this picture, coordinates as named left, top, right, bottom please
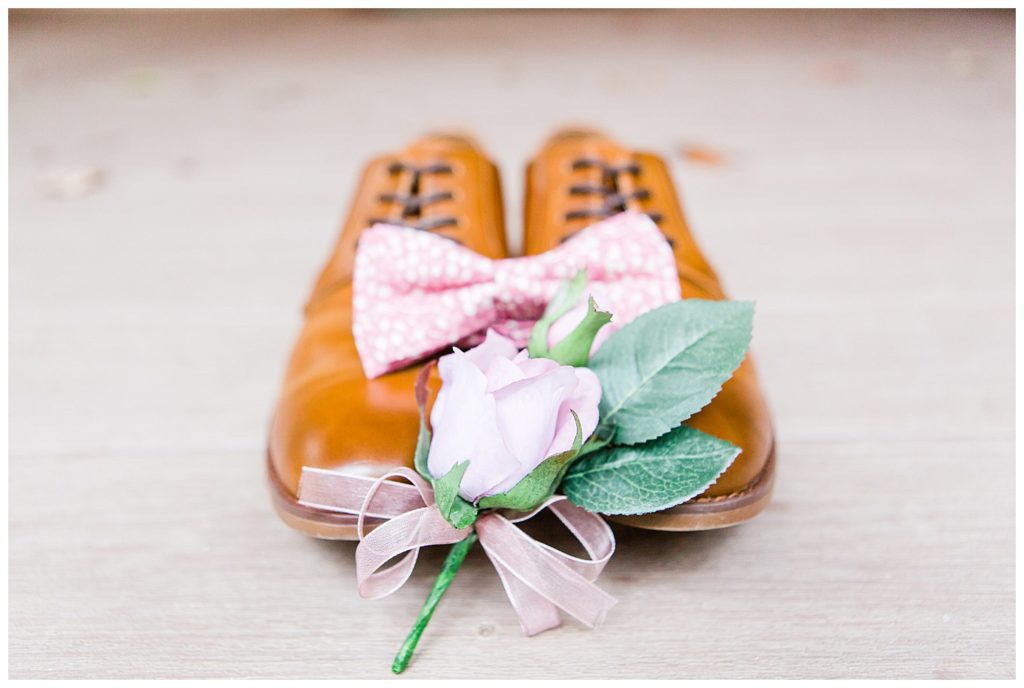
left=369, top=161, right=459, bottom=232
left=558, top=158, right=672, bottom=249
left=564, top=158, right=663, bottom=225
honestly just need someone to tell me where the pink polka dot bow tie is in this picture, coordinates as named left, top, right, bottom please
left=352, top=210, right=682, bottom=379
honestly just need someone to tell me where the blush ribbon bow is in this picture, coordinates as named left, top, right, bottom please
left=297, top=466, right=617, bottom=636
left=353, top=210, right=681, bottom=378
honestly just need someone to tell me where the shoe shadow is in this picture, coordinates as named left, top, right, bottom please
left=605, top=522, right=739, bottom=580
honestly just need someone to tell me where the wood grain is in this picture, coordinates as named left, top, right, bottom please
left=9, top=9, right=1014, bottom=678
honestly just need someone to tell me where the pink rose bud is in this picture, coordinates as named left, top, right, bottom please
left=427, top=330, right=602, bottom=502
left=546, top=291, right=619, bottom=356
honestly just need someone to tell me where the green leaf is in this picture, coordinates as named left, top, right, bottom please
left=412, top=362, right=435, bottom=479
left=561, top=425, right=741, bottom=515
left=546, top=296, right=613, bottom=367
left=477, top=412, right=584, bottom=512
left=527, top=269, right=588, bottom=358
left=590, top=299, right=754, bottom=445
left=578, top=431, right=612, bottom=458
left=432, top=462, right=478, bottom=529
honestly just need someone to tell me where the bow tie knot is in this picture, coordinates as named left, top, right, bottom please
left=353, top=211, right=681, bottom=378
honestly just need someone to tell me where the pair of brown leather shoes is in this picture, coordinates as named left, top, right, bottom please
left=268, top=129, right=775, bottom=539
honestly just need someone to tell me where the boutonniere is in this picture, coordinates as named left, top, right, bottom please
left=299, top=270, right=753, bottom=673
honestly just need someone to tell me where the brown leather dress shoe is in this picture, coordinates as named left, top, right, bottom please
left=524, top=129, right=776, bottom=530
left=268, top=134, right=506, bottom=538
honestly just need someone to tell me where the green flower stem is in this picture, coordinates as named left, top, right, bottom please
left=391, top=532, right=478, bottom=674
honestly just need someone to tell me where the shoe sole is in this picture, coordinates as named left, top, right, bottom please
left=267, top=442, right=775, bottom=540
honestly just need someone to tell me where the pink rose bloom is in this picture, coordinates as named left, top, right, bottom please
left=427, top=330, right=602, bottom=502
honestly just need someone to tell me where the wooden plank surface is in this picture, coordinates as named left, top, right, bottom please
left=9, top=9, right=1014, bottom=678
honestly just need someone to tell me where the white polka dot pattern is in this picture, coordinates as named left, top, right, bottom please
left=352, top=210, right=682, bottom=378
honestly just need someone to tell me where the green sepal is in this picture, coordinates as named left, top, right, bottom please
left=527, top=269, right=589, bottom=359
left=577, top=427, right=613, bottom=457
left=413, top=416, right=431, bottom=480
left=412, top=362, right=435, bottom=479
left=545, top=296, right=613, bottom=367
left=432, top=461, right=479, bottom=529
left=561, top=424, right=741, bottom=515
left=477, top=412, right=584, bottom=512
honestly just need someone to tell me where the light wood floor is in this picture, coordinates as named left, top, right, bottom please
left=9, top=9, right=1014, bottom=678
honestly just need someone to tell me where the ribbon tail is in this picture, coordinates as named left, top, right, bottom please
left=476, top=512, right=617, bottom=633
left=481, top=546, right=563, bottom=636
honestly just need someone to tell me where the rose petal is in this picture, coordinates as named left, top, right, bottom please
left=487, top=367, right=578, bottom=495
left=546, top=296, right=590, bottom=349
left=463, top=329, right=519, bottom=373
left=428, top=350, right=522, bottom=500
left=484, top=355, right=528, bottom=392
left=511, top=349, right=562, bottom=379
left=547, top=366, right=602, bottom=457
